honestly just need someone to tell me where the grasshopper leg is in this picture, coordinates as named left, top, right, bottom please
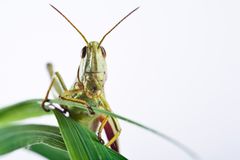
left=41, top=77, right=69, bottom=116
left=59, top=96, right=95, bottom=115
left=42, top=65, right=69, bottom=115
left=97, top=115, right=109, bottom=144
left=106, top=128, right=121, bottom=147
left=47, top=63, right=67, bottom=94
left=44, top=64, right=92, bottom=115
left=97, top=114, right=122, bottom=148
left=41, top=78, right=56, bottom=112
left=98, top=96, right=122, bottom=148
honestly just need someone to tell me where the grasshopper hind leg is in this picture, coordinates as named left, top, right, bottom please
left=98, top=114, right=121, bottom=152
left=97, top=97, right=122, bottom=152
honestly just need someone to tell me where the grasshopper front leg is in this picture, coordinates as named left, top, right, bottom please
left=59, top=95, right=95, bottom=115
left=42, top=63, right=67, bottom=109
left=41, top=71, right=69, bottom=116
left=46, top=63, right=95, bottom=115
left=42, top=78, right=95, bottom=115
left=47, top=63, right=67, bottom=95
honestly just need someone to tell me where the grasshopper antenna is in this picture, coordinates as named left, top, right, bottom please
left=50, top=4, right=89, bottom=45
left=98, top=7, right=140, bottom=47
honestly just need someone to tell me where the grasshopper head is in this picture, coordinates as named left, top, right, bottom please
left=79, top=41, right=107, bottom=98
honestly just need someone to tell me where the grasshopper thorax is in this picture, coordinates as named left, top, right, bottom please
left=79, top=41, right=107, bottom=98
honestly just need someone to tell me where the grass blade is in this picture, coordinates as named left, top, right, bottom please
left=0, top=125, right=66, bottom=155
left=50, top=99, right=199, bottom=159
left=0, top=99, right=49, bottom=126
left=54, top=110, right=127, bottom=160
left=0, top=99, right=198, bottom=159
left=30, top=144, right=70, bottom=160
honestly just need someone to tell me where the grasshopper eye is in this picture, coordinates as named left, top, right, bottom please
left=81, top=46, right=87, bottom=58
left=100, top=47, right=106, bottom=58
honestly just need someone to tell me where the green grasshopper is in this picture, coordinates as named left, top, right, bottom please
left=41, top=4, right=139, bottom=152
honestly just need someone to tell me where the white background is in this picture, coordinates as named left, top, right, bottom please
left=0, top=0, right=240, bottom=160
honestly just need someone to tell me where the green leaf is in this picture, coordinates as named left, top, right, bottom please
left=0, top=99, right=198, bottom=159
left=0, top=99, right=50, bottom=126
left=30, top=144, right=70, bottom=160
left=50, top=99, right=199, bottom=160
left=0, top=125, right=66, bottom=155
left=54, top=110, right=127, bottom=160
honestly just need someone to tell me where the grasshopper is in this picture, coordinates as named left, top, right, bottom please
left=41, top=4, right=139, bottom=152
